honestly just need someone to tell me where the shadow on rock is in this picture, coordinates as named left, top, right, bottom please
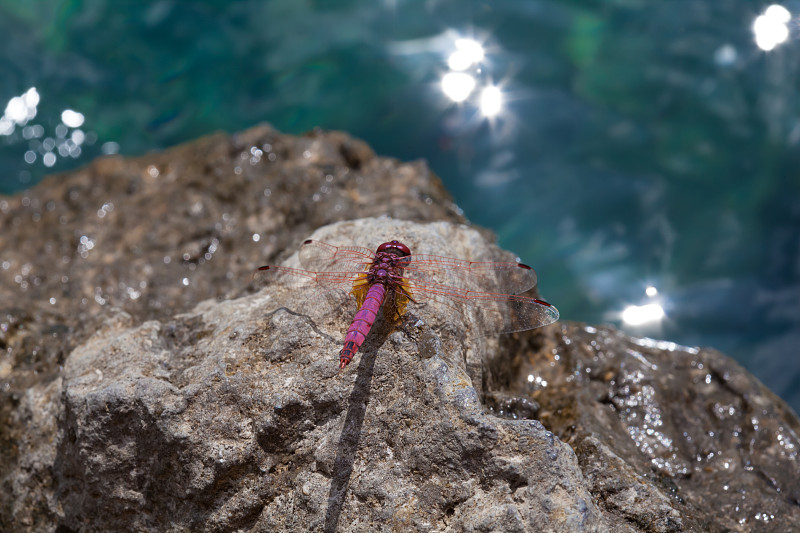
left=323, top=317, right=394, bottom=533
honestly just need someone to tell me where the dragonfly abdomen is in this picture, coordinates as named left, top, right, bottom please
left=339, top=283, right=387, bottom=369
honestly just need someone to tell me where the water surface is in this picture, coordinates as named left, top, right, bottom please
left=1, top=1, right=798, bottom=411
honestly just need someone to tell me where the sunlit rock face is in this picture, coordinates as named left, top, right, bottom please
left=1, top=125, right=799, bottom=532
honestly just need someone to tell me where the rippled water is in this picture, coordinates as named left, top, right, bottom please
left=1, top=1, right=798, bottom=412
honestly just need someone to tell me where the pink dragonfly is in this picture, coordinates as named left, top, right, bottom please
left=257, top=239, right=559, bottom=369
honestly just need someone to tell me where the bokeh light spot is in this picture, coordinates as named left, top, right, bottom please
left=622, top=303, right=665, bottom=326
left=480, top=86, right=503, bottom=117
left=61, top=109, right=85, bottom=128
left=753, top=5, right=791, bottom=51
left=441, top=72, right=476, bottom=102
left=454, top=38, right=484, bottom=64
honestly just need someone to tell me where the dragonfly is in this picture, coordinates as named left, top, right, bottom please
left=256, top=239, right=559, bottom=370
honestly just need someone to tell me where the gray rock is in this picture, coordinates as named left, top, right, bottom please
left=1, top=125, right=798, bottom=532
left=55, top=219, right=602, bottom=532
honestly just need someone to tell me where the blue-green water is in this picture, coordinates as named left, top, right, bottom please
left=2, top=1, right=799, bottom=411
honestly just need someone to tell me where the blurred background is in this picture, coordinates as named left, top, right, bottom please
left=1, top=1, right=798, bottom=412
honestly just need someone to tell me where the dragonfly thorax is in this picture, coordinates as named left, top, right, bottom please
left=367, top=251, right=407, bottom=286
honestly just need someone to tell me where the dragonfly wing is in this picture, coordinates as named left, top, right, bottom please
left=402, top=279, right=559, bottom=335
left=256, top=265, right=363, bottom=290
left=298, top=240, right=374, bottom=273
left=255, top=265, right=366, bottom=325
left=401, top=253, right=538, bottom=295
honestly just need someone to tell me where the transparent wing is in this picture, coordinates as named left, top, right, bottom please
left=400, top=278, right=559, bottom=334
left=255, top=265, right=362, bottom=289
left=298, top=240, right=374, bottom=273
left=401, top=253, right=538, bottom=295
left=255, top=240, right=371, bottom=291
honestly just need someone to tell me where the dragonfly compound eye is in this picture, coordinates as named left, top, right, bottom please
left=376, top=240, right=411, bottom=257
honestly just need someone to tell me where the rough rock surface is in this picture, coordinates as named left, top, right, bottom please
left=497, top=325, right=800, bottom=532
left=1, top=125, right=799, bottom=532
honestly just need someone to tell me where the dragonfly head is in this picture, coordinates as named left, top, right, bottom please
left=376, top=240, right=411, bottom=257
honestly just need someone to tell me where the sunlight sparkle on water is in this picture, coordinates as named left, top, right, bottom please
left=447, top=38, right=485, bottom=71
left=6, top=97, right=28, bottom=123
left=61, top=109, right=85, bottom=128
left=441, top=72, right=476, bottom=103
left=622, top=303, right=665, bottom=326
left=753, top=5, right=791, bottom=51
left=766, top=4, right=791, bottom=23
left=480, top=86, right=503, bottom=117
left=1, top=88, right=95, bottom=175
left=1, top=87, right=39, bottom=135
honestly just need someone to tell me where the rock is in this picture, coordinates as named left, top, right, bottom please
left=54, top=219, right=601, bottom=532
left=499, top=324, right=800, bottom=532
left=0, top=124, right=465, bottom=532
left=1, top=125, right=798, bottom=532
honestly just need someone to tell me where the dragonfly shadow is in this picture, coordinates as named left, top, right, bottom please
left=322, top=315, right=394, bottom=533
